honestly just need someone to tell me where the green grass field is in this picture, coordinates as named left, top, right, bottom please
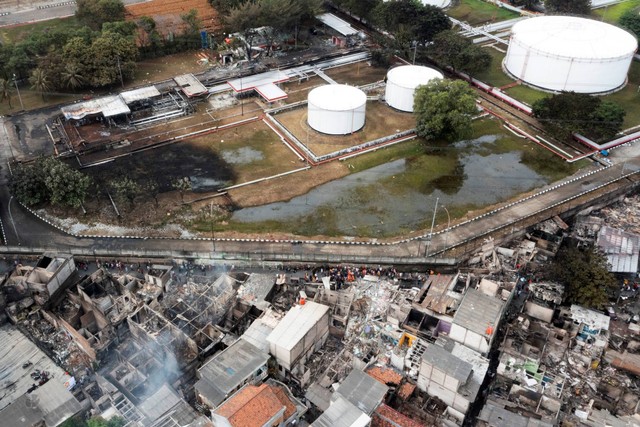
left=604, top=61, right=640, bottom=129
left=593, top=0, right=640, bottom=23
left=503, top=84, right=548, bottom=106
left=471, top=48, right=513, bottom=88
left=447, top=0, right=520, bottom=25
left=0, top=16, right=82, bottom=44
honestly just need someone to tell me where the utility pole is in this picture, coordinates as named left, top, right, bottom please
left=425, top=197, right=439, bottom=258
left=13, top=74, right=24, bottom=111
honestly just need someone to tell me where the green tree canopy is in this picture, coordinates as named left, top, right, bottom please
left=548, top=243, right=617, bottom=309
left=335, top=0, right=382, bottom=22
left=372, top=0, right=450, bottom=43
left=109, top=177, right=141, bottom=209
left=544, top=0, right=591, bottom=15
left=413, top=79, right=478, bottom=141
left=532, top=92, right=625, bottom=141
left=619, top=10, right=640, bottom=39
left=41, top=158, right=92, bottom=208
left=427, top=30, right=492, bottom=75
left=10, top=158, right=91, bottom=208
left=0, top=78, right=12, bottom=108
left=76, top=0, right=126, bottom=30
left=29, top=68, right=52, bottom=100
left=9, top=161, right=48, bottom=206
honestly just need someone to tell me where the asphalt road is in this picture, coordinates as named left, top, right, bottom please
left=0, top=0, right=149, bottom=27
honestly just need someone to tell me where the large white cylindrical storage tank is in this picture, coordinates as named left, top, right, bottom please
left=307, top=85, right=367, bottom=135
left=385, top=65, right=444, bottom=112
left=504, top=16, right=637, bottom=94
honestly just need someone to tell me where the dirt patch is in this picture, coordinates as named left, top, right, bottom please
left=72, top=102, right=263, bottom=164
left=273, top=101, right=416, bottom=156
left=281, top=77, right=326, bottom=104
left=324, top=63, right=387, bottom=86
left=125, top=0, right=221, bottom=36
left=225, top=161, right=348, bottom=207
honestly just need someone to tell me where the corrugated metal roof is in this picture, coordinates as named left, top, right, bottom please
left=267, top=301, right=329, bottom=351
left=421, top=344, right=473, bottom=383
left=316, top=13, right=359, bottom=36
left=335, top=369, right=387, bottom=416
left=311, top=395, right=370, bottom=427
left=120, top=86, right=161, bottom=104
left=195, top=339, right=269, bottom=407
left=0, top=325, right=67, bottom=411
left=137, top=383, right=181, bottom=422
left=478, top=402, right=554, bottom=427
left=60, top=95, right=130, bottom=120
left=453, top=288, right=504, bottom=336
left=596, top=225, right=640, bottom=273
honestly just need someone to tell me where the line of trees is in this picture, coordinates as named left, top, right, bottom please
left=532, top=92, right=626, bottom=141
left=0, top=0, right=204, bottom=100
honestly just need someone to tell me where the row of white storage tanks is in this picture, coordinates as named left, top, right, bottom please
left=307, top=65, right=442, bottom=135
left=307, top=16, right=638, bottom=135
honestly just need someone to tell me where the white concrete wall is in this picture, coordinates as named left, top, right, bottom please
left=449, top=324, right=489, bottom=354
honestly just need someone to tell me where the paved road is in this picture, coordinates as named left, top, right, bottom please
left=0, top=0, right=148, bottom=27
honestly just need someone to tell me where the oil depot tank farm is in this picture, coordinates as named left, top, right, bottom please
left=504, top=16, right=637, bottom=94
left=385, top=65, right=444, bottom=112
left=307, top=85, right=367, bottom=135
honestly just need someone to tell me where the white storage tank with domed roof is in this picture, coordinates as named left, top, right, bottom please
left=385, top=65, right=444, bottom=112
left=307, top=85, right=367, bottom=135
left=504, top=16, right=637, bottom=93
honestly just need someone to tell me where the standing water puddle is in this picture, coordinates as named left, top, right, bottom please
left=231, top=134, right=548, bottom=235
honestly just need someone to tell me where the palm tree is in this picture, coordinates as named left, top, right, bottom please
left=0, top=78, right=12, bottom=109
left=29, top=68, right=51, bottom=101
left=61, top=63, right=85, bottom=90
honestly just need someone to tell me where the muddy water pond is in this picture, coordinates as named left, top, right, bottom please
left=231, top=134, right=549, bottom=236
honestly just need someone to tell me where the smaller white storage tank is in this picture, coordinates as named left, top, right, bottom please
left=308, top=85, right=367, bottom=135
left=385, top=65, right=444, bottom=112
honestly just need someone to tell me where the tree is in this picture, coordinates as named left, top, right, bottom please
left=61, top=63, right=86, bottom=90
left=414, top=79, right=478, bottom=141
left=145, top=180, right=160, bottom=207
left=181, top=9, right=202, bottom=35
left=41, top=158, right=92, bottom=208
left=76, top=0, right=126, bottom=30
left=29, top=68, right=52, bottom=101
left=427, top=30, right=492, bottom=74
left=532, top=92, right=625, bottom=141
left=372, top=0, right=450, bottom=44
left=86, top=31, right=138, bottom=87
left=87, top=416, right=126, bottom=427
left=337, top=0, right=382, bottom=22
left=172, top=177, right=192, bottom=202
left=544, top=0, right=590, bottom=15
left=9, top=160, right=48, bottom=206
left=223, top=1, right=262, bottom=60
left=548, top=243, right=617, bottom=309
left=619, top=10, right=640, bottom=38
left=109, top=177, right=140, bottom=209
left=0, top=78, right=12, bottom=108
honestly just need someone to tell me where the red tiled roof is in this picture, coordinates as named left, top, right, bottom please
left=372, top=404, right=424, bottom=427
left=215, top=384, right=284, bottom=427
left=367, top=366, right=403, bottom=386
left=397, top=382, right=416, bottom=400
left=214, top=383, right=299, bottom=427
